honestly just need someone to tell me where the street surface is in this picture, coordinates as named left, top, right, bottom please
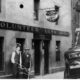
left=32, top=71, right=64, bottom=79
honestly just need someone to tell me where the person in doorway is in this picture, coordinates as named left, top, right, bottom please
left=22, top=48, right=31, bottom=78
left=11, top=43, right=22, bottom=78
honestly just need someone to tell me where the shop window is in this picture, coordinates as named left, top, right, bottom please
left=56, top=41, right=61, bottom=62
left=34, top=0, right=40, bottom=20
left=0, top=37, right=4, bottom=71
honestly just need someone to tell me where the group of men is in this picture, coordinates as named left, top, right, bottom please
left=11, top=43, right=31, bottom=79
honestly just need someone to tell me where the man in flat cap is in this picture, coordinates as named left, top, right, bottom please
left=22, top=48, right=31, bottom=78
left=11, top=43, right=22, bottom=78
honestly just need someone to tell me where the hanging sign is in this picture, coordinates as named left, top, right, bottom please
left=45, top=5, right=59, bottom=22
left=46, top=9, right=59, bottom=22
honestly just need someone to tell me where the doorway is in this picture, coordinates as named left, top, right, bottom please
left=56, top=41, right=61, bottom=62
left=33, top=34, right=51, bottom=75
left=33, top=39, right=50, bottom=75
left=0, top=37, right=4, bottom=71
left=33, top=39, right=41, bottom=75
left=43, top=40, right=50, bottom=74
left=16, top=38, right=25, bottom=52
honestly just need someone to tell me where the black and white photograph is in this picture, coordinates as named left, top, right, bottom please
left=0, top=0, right=79, bottom=79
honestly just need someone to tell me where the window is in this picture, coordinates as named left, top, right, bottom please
left=56, top=41, right=61, bottom=62
left=0, top=0, right=1, bottom=12
left=34, top=0, right=40, bottom=20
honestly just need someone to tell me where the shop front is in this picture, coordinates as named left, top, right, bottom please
left=0, top=21, right=69, bottom=78
left=32, top=34, right=51, bottom=75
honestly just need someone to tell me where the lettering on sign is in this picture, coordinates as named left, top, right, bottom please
left=0, top=21, right=69, bottom=36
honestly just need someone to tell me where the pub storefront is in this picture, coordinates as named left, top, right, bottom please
left=32, top=34, right=51, bottom=75
left=0, top=21, right=69, bottom=78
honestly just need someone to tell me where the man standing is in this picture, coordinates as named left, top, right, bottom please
left=11, top=43, right=22, bottom=78
left=22, top=48, right=31, bottom=78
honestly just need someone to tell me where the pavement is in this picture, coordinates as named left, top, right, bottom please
left=32, top=71, right=64, bottom=79
left=0, top=71, right=64, bottom=79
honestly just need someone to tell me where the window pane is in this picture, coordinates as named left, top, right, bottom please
left=34, top=0, right=40, bottom=20
left=0, top=0, right=1, bottom=12
left=56, top=41, right=60, bottom=62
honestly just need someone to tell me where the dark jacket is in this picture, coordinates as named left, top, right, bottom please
left=22, top=52, right=31, bottom=68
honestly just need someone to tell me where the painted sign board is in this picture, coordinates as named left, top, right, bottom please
left=0, top=21, right=69, bottom=36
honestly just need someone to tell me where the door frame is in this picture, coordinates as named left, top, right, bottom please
left=0, top=37, right=4, bottom=72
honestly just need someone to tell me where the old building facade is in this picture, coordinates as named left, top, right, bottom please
left=71, top=0, right=80, bottom=45
left=0, top=0, right=72, bottom=77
